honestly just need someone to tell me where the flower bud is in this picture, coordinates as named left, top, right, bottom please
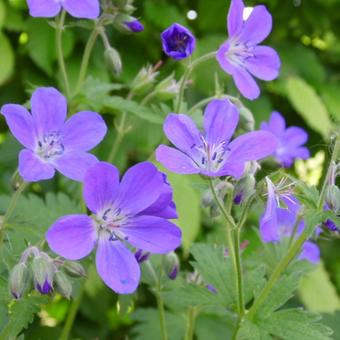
left=62, top=261, right=86, bottom=278
left=233, top=174, right=256, bottom=205
left=164, top=252, right=179, bottom=280
left=325, top=185, right=340, bottom=212
left=114, top=14, right=144, bottom=34
left=104, top=47, right=122, bottom=76
left=31, top=255, right=54, bottom=295
left=134, top=249, right=150, bottom=263
left=55, top=271, right=72, bottom=299
left=9, top=263, right=30, bottom=299
left=155, top=73, right=180, bottom=100
left=124, top=19, right=144, bottom=33
left=323, top=219, right=338, bottom=232
left=239, top=106, right=255, bottom=132
left=130, top=64, right=159, bottom=95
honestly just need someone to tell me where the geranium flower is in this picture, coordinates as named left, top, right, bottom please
left=216, top=0, right=280, bottom=100
left=26, top=0, right=100, bottom=19
left=260, top=111, right=310, bottom=167
left=156, top=99, right=278, bottom=178
left=1, top=87, right=107, bottom=182
left=260, top=177, right=320, bottom=263
left=161, top=23, right=196, bottom=60
left=46, top=162, right=181, bottom=294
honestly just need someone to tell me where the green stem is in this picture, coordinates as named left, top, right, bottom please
left=247, top=134, right=340, bottom=322
left=157, top=294, right=168, bottom=340
left=75, top=26, right=100, bottom=95
left=106, top=91, right=134, bottom=163
left=60, top=286, right=85, bottom=340
left=208, top=179, right=244, bottom=315
left=56, top=10, right=71, bottom=99
left=0, top=181, right=27, bottom=246
left=140, top=90, right=157, bottom=106
left=184, top=307, right=196, bottom=340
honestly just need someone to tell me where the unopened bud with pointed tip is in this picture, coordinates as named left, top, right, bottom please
left=104, top=47, right=122, bottom=76
left=164, top=252, right=179, bottom=280
left=31, top=255, right=54, bottom=295
left=9, top=263, right=30, bottom=299
left=325, top=185, right=340, bottom=212
left=62, top=261, right=86, bottom=278
left=55, top=271, right=72, bottom=299
left=233, top=174, right=255, bottom=205
left=114, top=14, right=144, bottom=33
left=130, top=64, right=159, bottom=95
left=155, top=73, right=180, bottom=100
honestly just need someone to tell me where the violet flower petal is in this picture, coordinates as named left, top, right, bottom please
left=31, top=87, right=67, bottom=134
left=27, top=0, right=61, bottom=18
left=53, top=151, right=98, bottom=181
left=19, top=149, right=55, bottom=182
left=260, top=111, right=286, bottom=136
left=299, top=241, right=320, bottom=264
left=63, top=0, right=100, bottom=19
left=46, top=214, right=97, bottom=260
left=227, top=0, right=244, bottom=36
left=96, top=236, right=140, bottom=294
left=1, top=104, right=35, bottom=149
left=120, top=216, right=182, bottom=253
left=232, top=67, right=260, bottom=100
left=203, top=99, right=239, bottom=146
left=83, top=162, right=120, bottom=214
left=284, top=127, right=308, bottom=147
left=156, top=145, right=200, bottom=174
left=63, top=111, right=107, bottom=152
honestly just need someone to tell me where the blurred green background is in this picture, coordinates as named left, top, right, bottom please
left=0, top=0, right=339, bottom=339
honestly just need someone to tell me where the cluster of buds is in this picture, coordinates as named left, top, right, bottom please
left=130, top=63, right=160, bottom=95
left=9, top=246, right=85, bottom=300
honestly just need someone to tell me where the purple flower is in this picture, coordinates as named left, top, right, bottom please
left=216, top=0, right=280, bottom=100
left=161, top=23, right=196, bottom=60
left=1, top=87, right=107, bottom=182
left=260, top=178, right=320, bottom=263
left=125, top=19, right=144, bottom=33
left=156, top=99, right=278, bottom=178
left=26, top=0, right=100, bottom=19
left=46, top=162, right=181, bottom=294
left=260, top=111, right=310, bottom=167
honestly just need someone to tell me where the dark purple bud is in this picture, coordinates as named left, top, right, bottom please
left=124, top=19, right=144, bottom=33
left=161, top=23, right=196, bottom=60
left=233, top=193, right=243, bottom=205
left=134, top=249, right=150, bottom=263
left=36, top=279, right=53, bottom=295
left=164, top=252, right=180, bottom=280
left=206, top=284, right=217, bottom=294
left=168, top=266, right=178, bottom=280
left=324, top=219, right=338, bottom=232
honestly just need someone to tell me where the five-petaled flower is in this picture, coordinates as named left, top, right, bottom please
left=46, top=162, right=181, bottom=294
left=260, top=177, right=320, bottom=263
left=216, top=0, right=280, bottom=100
left=1, top=87, right=107, bottom=182
left=161, top=23, right=196, bottom=60
left=156, top=99, right=278, bottom=178
left=26, top=0, right=100, bottom=19
left=260, top=111, right=310, bottom=168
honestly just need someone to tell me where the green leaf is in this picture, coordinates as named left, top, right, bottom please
left=236, top=319, right=271, bottom=340
left=0, top=32, right=14, bottom=86
left=166, top=174, right=201, bottom=254
left=286, top=77, right=332, bottom=139
left=299, top=262, right=340, bottom=313
left=195, top=314, right=233, bottom=340
left=104, top=97, right=164, bottom=124
left=259, top=309, right=333, bottom=340
left=0, top=294, right=49, bottom=339
left=321, top=84, right=340, bottom=121
left=0, top=1, right=6, bottom=29
left=190, top=244, right=236, bottom=307
left=131, top=308, right=185, bottom=340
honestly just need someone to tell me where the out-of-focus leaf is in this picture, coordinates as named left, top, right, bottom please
left=299, top=262, right=340, bottom=313
left=195, top=314, right=233, bottom=340
left=286, top=77, right=332, bottom=139
left=0, top=1, right=6, bottom=29
left=0, top=33, right=14, bottom=86
left=166, top=174, right=201, bottom=254
left=320, top=84, right=340, bottom=121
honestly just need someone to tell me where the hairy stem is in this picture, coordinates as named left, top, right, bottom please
left=208, top=178, right=245, bottom=315
left=56, top=10, right=71, bottom=98
left=184, top=307, right=197, bottom=340
left=0, top=181, right=28, bottom=246
left=247, top=134, right=340, bottom=322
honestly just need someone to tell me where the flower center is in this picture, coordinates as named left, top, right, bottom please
left=191, top=134, right=229, bottom=173
left=225, top=40, right=254, bottom=67
left=169, top=32, right=190, bottom=53
left=97, top=207, right=128, bottom=241
left=37, top=131, right=64, bottom=160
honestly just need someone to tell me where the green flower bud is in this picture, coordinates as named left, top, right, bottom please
left=55, top=271, right=72, bottom=299
left=62, top=261, right=86, bottom=278
left=155, top=73, right=180, bottom=100
left=325, top=185, right=340, bottom=212
left=164, top=252, right=180, bottom=280
left=130, top=64, right=159, bottom=95
left=233, top=174, right=256, bottom=205
left=31, top=255, right=54, bottom=295
left=9, top=263, right=30, bottom=299
left=104, top=47, right=122, bottom=76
